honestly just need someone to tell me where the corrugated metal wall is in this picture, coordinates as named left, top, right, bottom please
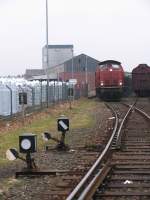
left=65, top=54, right=99, bottom=72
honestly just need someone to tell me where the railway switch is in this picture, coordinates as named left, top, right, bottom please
left=19, top=133, right=37, bottom=153
left=42, top=132, right=52, bottom=141
left=42, top=116, right=69, bottom=151
left=42, top=132, right=60, bottom=150
left=57, top=115, right=69, bottom=132
left=6, top=148, right=19, bottom=161
left=57, top=115, right=69, bottom=150
left=6, top=133, right=58, bottom=177
left=6, top=133, right=38, bottom=177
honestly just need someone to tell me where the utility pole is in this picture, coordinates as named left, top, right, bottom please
left=57, top=69, right=60, bottom=103
left=46, top=0, right=49, bottom=63
left=71, top=48, right=74, bottom=78
left=45, top=0, right=49, bottom=108
left=85, top=55, right=88, bottom=84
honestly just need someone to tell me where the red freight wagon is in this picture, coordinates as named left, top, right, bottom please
left=132, top=64, right=150, bottom=96
left=95, top=60, right=124, bottom=99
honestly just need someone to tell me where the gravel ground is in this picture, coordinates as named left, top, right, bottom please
left=122, top=97, right=150, bottom=115
left=136, top=97, right=150, bottom=115
left=0, top=99, right=113, bottom=200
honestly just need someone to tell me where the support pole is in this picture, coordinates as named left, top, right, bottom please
left=71, top=48, right=74, bottom=79
left=26, top=152, right=36, bottom=170
left=40, top=80, right=42, bottom=109
left=46, top=79, right=49, bottom=107
left=85, top=55, right=88, bottom=84
left=56, top=132, right=68, bottom=150
left=45, top=0, right=49, bottom=108
left=19, top=86, right=25, bottom=125
left=53, top=81, right=55, bottom=105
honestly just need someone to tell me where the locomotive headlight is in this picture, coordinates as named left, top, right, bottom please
left=21, top=139, right=31, bottom=150
left=119, top=82, right=122, bottom=86
left=100, top=82, right=104, bottom=86
left=109, top=68, right=113, bottom=72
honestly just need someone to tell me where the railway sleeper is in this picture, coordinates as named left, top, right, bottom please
left=112, top=170, right=150, bottom=175
left=110, top=175, right=150, bottom=181
left=112, top=155, right=150, bottom=160
left=123, top=142, right=150, bottom=145
left=95, top=191, right=150, bottom=197
left=114, top=152, right=150, bottom=155
left=112, top=161, right=150, bottom=165
left=107, top=182, right=150, bottom=188
left=121, top=149, right=150, bottom=152
left=115, top=164, right=150, bottom=169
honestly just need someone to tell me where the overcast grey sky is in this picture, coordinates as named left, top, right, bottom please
left=0, top=0, right=150, bottom=75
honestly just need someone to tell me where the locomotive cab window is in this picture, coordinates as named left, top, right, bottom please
left=112, top=64, right=120, bottom=69
left=100, top=65, right=107, bottom=70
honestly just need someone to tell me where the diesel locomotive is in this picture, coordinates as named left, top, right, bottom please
left=95, top=60, right=124, bottom=99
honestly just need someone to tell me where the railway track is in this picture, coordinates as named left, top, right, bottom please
left=66, top=101, right=150, bottom=200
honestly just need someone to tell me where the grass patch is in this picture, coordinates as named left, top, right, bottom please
left=0, top=98, right=97, bottom=164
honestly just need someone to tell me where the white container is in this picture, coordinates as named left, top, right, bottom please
left=42, top=82, right=47, bottom=103
left=34, top=83, right=41, bottom=105
left=0, top=84, right=11, bottom=116
left=11, top=84, right=19, bottom=114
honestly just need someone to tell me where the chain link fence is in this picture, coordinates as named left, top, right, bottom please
left=0, top=81, right=88, bottom=119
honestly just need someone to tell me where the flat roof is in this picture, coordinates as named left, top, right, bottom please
left=28, top=75, right=57, bottom=81
left=45, top=45, right=73, bottom=49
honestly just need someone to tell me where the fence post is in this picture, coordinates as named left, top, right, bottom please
left=18, top=86, right=25, bottom=125
left=53, top=81, right=55, bottom=105
left=40, top=80, right=42, bottom=109
left=46, top=79, right=49, bottom=108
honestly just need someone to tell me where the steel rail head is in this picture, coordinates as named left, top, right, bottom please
left=115, top=100, right=146, bottom=149
left=78, top=165, right=112, bottom=200
left=66, top=103, right=119, bottom=200
left=78, top=170, right=102, bottom=200
left=135, top=108, right=150, bottom=120
left=122, top=101, right=150, bottom=121
left=72, top=102, right=137, bottom=200
left=129, top=104, right=150, bottom=121
left=115, top=103, right=134, bottom=148
left=66, top=100, right=149, bottom=200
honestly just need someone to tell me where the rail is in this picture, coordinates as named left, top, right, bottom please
left=66, top=103, right=119, bottom=200
left=115, top=102, right=135, bottom=148
left=86, top=102, right=150, bottom=200
left=133, top=107, right=150, bottom=121
left=122, top=102, right=150, bottom=121
left=67, top=101, right=137, bottom=200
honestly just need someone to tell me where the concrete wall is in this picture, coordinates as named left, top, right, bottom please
left=42, top=45, right=73, bottom=69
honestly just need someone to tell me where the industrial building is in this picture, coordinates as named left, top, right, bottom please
left=42, top=45, right=73, bottom=69
left=24, top=69, right=45, bottom=80
left=47, top=53, right=100, bottom=93
left=25, top=45, right=100, bottom=96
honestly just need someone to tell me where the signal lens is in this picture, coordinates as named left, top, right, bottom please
left=21, top=139, right=31, bottom=150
